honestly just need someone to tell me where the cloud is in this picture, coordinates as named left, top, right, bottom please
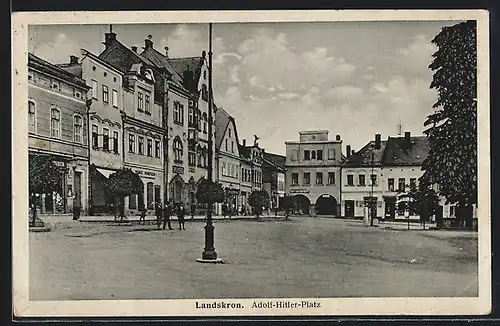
left=31, top=33, right=82, bottom=64
left=326, top=85, right=363, bottom=101
left=394, top=33, right=436, bottom=77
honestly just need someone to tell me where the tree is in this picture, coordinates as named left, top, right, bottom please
left=421, top=20, right=477, bottom=229
left=248, top=190, right=270, bottom=218
left=28, top=155, right=64, bottom=226
left=398, top=183, right=440, bottom=229
left=195, top=178, right=225, bottom=204
left=281, top=195, right=296, bottom=218
left=103, top=168, right=144, bottom=222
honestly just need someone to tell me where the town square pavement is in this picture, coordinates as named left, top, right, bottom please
left=29, top=216, right=478, bottom=300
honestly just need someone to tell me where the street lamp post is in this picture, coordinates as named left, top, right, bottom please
left=86, top=99, right=96, bottom=216
left=197, top=23, right=223, bottom=263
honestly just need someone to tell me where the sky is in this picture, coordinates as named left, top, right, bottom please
left=28, top=21, right=461, bottom=155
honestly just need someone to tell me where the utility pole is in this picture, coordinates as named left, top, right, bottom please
left=197, top=23, right=222, bottom=263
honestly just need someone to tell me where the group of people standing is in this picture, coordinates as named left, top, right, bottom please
left=139, top=201, right=186, bottom=230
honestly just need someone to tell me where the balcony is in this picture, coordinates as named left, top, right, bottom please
left=188, top=129, right=198, bottom=145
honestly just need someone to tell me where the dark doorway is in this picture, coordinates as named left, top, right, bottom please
left=345, top=200, right=354, bottom=217
left=384, top=197, right=396, bottom=220
left=173, top=181, right=182, bottom=204
left=293, top=195, right=310, bottom=215
left=316, top=195, right=337, bottom=216
left=74, top=171, right=82, bottom=208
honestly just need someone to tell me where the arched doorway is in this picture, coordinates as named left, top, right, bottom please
left=170, top=174, right=185, bottom=205
left=316, top=195, right=337, bottom=216
left=293, top=195, right=311, bottom=215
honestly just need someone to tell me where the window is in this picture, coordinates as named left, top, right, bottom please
left=189, top=108, right=194, bottom=125
left=113, top=131, right=119, bottom=153
left=388, top=178, right=395, bottom=191
left=225, top=139, right=228, bottom=151
left=398, top=178, right=405, bottom=192
left=102, top=85, right=109, bottom=103
left=291, top=173, right=299, bottom=185
left=155, top=140, right=161, bottom=158
left=303, top=172, right=310, bottom=185
left=147, top=182, right=154, bottom=209
left=202, top=85, right=208, bottom=101
left=316, top=172, right=323, bottom=185
left=347, top=174, right=354, bottom=186
left=173, top=137, right=183, bottom=163
left=328, top=149, right=335, bottom=160
left=370, top=174, right=377, bottom=186
left=188, top=151, right=196, bottom=166
left=103, top=128, right=109, bottom=151
left=203, top=113, right=208, bottom=133
left=73, top=115, right=83, bottom=144
left=311, top=151, right=316, bottom=160
left=129, top=134, right=135, bottom=153
left=173, top=101, right=184, bottom=124
left=112, top=89, right=118, bottom=108
left=317, top=150, right=323, bottom=160
left=147, top=138, right=153, bottom=157
left=137, top=92, right=144, bottom=111
left=138, top=136, right=144, bottom=155
left=229, top=129, right=232, bottom=137
left=91, top=80, right=98, bottom=99
left=231, top=141, right=234, bottom=153
left=92, top=125, right=99, bottom=149
left=51, top=80, right=60, bottom=90
left=291, top=150, right=298, bottom=161
left=328, top=172, right=335, bottom=185
left=304, top=150, right=310, bottom=161
left=203, top=70, right=207, bottom=80
left=358, top=174, right=366, bottom=186
left=197, top=110, right=202, bottom=131
left=410, top=178, right=417, bottom=190
left=145, top=94, right=151, bottom=114
left=50, top=108, right=61, bottom=138
left=28, top=101, right=36, bottom=133
left=450, top=206, right=456, bottom=217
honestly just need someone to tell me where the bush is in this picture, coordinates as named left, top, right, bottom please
left=248, top=190, right=270, bottom=217
left=195, top=178, right=225, bottom=204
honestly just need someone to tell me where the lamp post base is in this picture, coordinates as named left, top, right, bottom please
left=196, top=257, right=225, bottom=264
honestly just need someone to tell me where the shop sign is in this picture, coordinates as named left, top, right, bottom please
left=290, top=188, right=310, bottom=194
left=134, top=170, right=156, bottom=177
left=173, top=165, right=184, bottom=174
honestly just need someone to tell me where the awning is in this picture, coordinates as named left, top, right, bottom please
left=96, top=168, right=114, bottom=179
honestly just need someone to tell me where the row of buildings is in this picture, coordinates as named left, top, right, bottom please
left=28, top=32, right=286, bottom=216
left=284, top=130, right=470, bottom=221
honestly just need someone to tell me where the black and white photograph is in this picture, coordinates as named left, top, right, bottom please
left=12, top=10, right=490, bottom=317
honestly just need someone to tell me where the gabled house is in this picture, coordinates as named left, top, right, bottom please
left=214, top=107, right=241, bottom=216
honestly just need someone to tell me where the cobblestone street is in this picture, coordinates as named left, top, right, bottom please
left=29, top=217, right=478, bottom=300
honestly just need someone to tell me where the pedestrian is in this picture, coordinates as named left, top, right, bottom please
left=163, top=201, right=174, bottom=230
left=177, top=203, right=186, bottom=230
left=155, top=201, right=163, bottom=229
left=191, top=203, right=196, bottom=219
left=139, top=204, right=147, bottom=225
left=222, top=203, right=227, bottom=218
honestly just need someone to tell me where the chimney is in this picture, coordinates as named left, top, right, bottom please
left=375, top=134, right=381, bottom=149
left=69, top=55, right=79, bottom=64
left=103, top=32, right=117, bottom=49
left=243, top=139, right=246, bottom=147
left=165, top=46, right=169, bottom=58
left=202, top=50, right=207, bottom=59
left=131, top=46, right=137, bottom=53
left=346, top=145, right=351, bottom=158
left=351, top=149, right=355, bottom=156
left=336, top=135, right=341, bottom=141
left=144, top=35, right=153, bottom=50
left=405, top=131, right=411, bottom=144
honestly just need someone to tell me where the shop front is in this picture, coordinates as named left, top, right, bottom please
left=125, top=166, right=164, bottom=216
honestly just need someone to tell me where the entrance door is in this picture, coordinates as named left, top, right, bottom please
left=74, top=171, right=82, bottom=208
left=345, top=200, right=354, bottom=217
left=384, top=197, right=396, bottom=220
left=174, top=181, right=182, bottom=204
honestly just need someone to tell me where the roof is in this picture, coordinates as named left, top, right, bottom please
left=168, top=57, right=203, bottom=92
left=214, top=106, right=232, bottom=151
left=383, top=136, right=429, bottom=166
left=98, top=39, right=157, bottom=73
left=28, top=53, right=89, bottom=89
left=139, top=48, right=184, bottom=86
left=343, top=140, right=388, bottom=167
left=238, top=143, right=251, bottom=160
left=263, top=152, right=286, bottom=170
left=55, top=62, right=83, bottom=78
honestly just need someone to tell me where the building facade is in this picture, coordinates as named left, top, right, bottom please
left=28, top=53, right=91, bottom=214
left=285, top=131, right=343, bottom=216
left=341, top=134, right=385, bottom=219
left=214, top=107, right=241, bottom=215
left=262, top=152, right=286, bottom=210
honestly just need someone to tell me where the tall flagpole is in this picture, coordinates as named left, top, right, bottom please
left=198, top=23, right=222, bottom=263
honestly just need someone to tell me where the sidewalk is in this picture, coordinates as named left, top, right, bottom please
left=78, top=214, right=258, bottom=223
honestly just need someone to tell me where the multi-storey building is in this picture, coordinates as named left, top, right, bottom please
left=285, top=130, right=343, bottom=216
left=341, top=134, right=386, bottom=218
left=58, top=50, right=125, bottom=214
left=214, top=107, right=241, bottom=215
left=28, top=53, right=91, bottom=214
left=262, top=152, right=286, bottom=211
left=238, top=138, right=265, bottom=214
